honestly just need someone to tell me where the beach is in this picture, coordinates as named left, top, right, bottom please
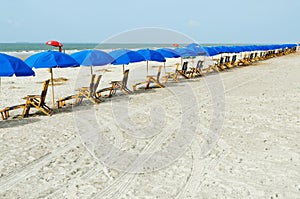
left=0, top=51, right=299, bottom=198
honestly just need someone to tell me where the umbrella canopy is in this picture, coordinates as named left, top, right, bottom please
left=174, top=47, right=199, bottom=57
left=71, top=49, right=114, bottom=74
left=136, top=49, right=166, bottom=62
left=186, top=43, right=207, bottom=55
left=0, top=53, right=35, bottom=77
left=109, top=49, right=145, bottom=72
left=156, top=48, right=181, bottom=73
left=26, top=50, right=79, bottom=68
left=71, top=49, right=114, bottom=66
left=136, top=49, right=166, bottom=74
left=156, top=48, right=181, bottom=58
left=202, top=46, right=219, bottom=56
left=25, top=50, right=79, bottom=107
left=45, top=40, right=63, bottom=47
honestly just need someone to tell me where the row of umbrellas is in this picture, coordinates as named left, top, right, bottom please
left=1, top=43, right=298, bottom=106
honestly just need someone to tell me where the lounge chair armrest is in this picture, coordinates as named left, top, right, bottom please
left=22, top=95, right=41, bottom=99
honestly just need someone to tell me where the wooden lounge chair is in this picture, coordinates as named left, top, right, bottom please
left=96, top=69, right=133, bottom=98
left=163, top=63, right=180, bottom=83
left=22, top=79, right=53, bottom=117
left=177, top=61, right=192, bottom=79
left=215, top=57, right=227, bottom=70
left=57, top=74, right=101, bottom=108
left=0, top=104, right=26, bottom=120
left=190, top=60, right=204, bottom=77
left=133, top=66, right=164, bottom=91
left=76, top=74, right=102, bottom=104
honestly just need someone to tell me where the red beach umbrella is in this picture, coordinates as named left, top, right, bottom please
left=45, top=40, right=63, bottom=52
left=45, top=40, right=63, bottom=47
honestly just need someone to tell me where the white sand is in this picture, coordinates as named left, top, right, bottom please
left=0, top=52, right=299, bottom=198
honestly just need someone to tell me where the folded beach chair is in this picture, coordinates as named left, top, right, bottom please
left=57, top=74, right=101, bottom=108
left=22, top=79, right=53, bottom=117
left=96, top=69, right=133, bottom=98
left=133, top=65, right=165, bottom=91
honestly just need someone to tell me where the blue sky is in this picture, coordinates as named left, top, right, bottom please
left=1, top=0, right=299, bottom=44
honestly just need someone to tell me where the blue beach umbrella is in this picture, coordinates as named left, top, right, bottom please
left=0, top=53, right=35, bottom=96
left=174, top=47, right=199, bottom=57
left=186, top=43, right=207, bottom=55
left=0, top=53, right=35, bottom=77
left=71, top=49, right=114, bottom=74
left=136, top=49, right=166, bottom=74
left=202, top=46, right=219, bottom=56
left=156, top=48, right=181, bottom=72
left=109, top=49, right=145, bottom=72
left=25, top=50, right=79, bottom=106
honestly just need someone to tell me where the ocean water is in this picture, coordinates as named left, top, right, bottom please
left=0, top=43, right=190, bottom=53
left=0, top=42, right=251, bottom=59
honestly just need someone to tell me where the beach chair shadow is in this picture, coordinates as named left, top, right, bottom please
left=96, top=69, right=133, bottom=98
left=133, top=65, right=165, bottom=91
left=22, top=79, right=53, bottom=118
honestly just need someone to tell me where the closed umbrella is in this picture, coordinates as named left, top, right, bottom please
left=71, top=49, right=114, bottom=74
left=136, top=49, right=166, bottom=75
left=109, top=49, right=145, bottom=72
left=25, top=50, right=79, bottom=107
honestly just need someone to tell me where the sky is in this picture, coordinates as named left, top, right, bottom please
left=0, top=0, right=299, bottom=44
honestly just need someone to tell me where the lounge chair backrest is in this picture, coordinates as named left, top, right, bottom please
left=93, top=75, right=102, bottom=94
left=249, top=53, right=254, bottom=59
left=39, top=79, right=50, bottom=106
left=225, top=56, right=230, bottom=63
left=231, top=55, right=237, bottom=63
left=156, top=66, right=162, bottom=80
left=220, top=57, right=224, bottom=64
left=196, top=60, right=204, bottom=69
left=182, top=61, right=188, bottom=71
left=122, top=69, right=130, bottom=87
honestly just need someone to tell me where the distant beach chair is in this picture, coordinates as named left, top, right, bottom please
left=57, top=74, right=102, bottom=108
left=96, top=69, right=133, bottom=98
left=177, top=61, right=192, bottom=79
left=22, top=79, right=53, bottom=117
left=190, top=60, right=205, bottom=77
left=76, top=74, right=102, bottom=104
left=206, top=59, right=220, bottom=74
left=215, top=57, right=227, bottom=70
left=133, top=65, right=165, bottom=91
left=163, top=63, right=180, bottom=83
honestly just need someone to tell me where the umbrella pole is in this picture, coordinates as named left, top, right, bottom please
left=123, top=64, right=125, bottom=73
left=90, top=66, right=93, bottom=75
left=164, top=62, right=166, bottom=73
left=147, top=60, right=149, bottom=75
left=49, top=68, right=55, bottom=107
